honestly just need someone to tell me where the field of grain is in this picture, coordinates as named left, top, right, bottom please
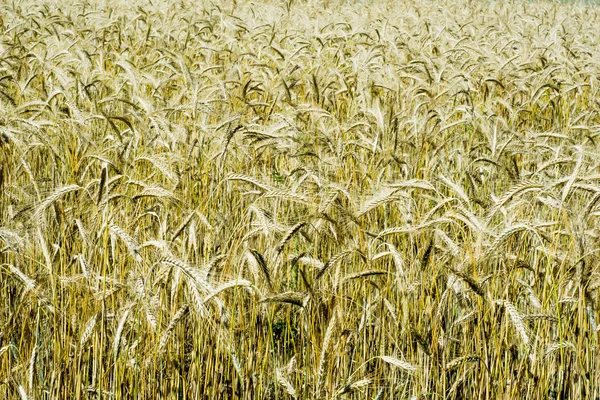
left=2, top=0, right=600, bottom=398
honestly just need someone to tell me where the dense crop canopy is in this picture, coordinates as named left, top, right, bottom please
left=2, top=0, right=600, bottom=398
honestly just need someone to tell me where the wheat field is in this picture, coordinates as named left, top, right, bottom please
left=1, top=0, right=600, bottom=398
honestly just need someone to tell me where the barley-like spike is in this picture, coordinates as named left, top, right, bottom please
left=293, top=254, right=325, bottom=270
left=357, top=186, right=403, bottom=218
left=316, top=249, right=353, bottom=280
left=435, top=228, right=460, bottom=257
left=32, top=184, right=82, bottom=222
left=533, top=157, right=574, bottom=176
left=340, top=270, right=387, bottom=284
left=158, top=305, right=189, bottom=354
left=17, top=384, right=30, bottom=400
left=94, top=286, right=123, bottom=302
left=486, top=224, right=536, bottom=258
left=378, top=355, right=418, bottom=373
left=225, top=173, right=272, bottom=191
left=263, top=189, right=310, bottom=204
left=445, top=355, right=481, bottom=371
left=0, top=228, right=25, bottom=250
left=388, top=179, right=435, bottom=191
left=316, top=311, right=336, bottom=393
left=410, top=328, right=431, bottom=355
left=110, top=225, right=142, bottom=263
left=261, top=291, right=308, bottom=307
left=374, top=388, right=385, bottom=400
left=319, top=189, right=338, bottom=213
left=276, top=222, right=307, bottom=255
left=420, top=238, right=434, bottom=268
left=335, top=378, right=371, bottom=396
left=160, top=256, right=213, bottom=294
left=561, top=146, right=583, bottom=202
left=383, top=243, right=405, bottom=278
left=584, top=191, right=600, bottom=218
left=249, top=206, right=275, bottom=237
left=378, top=218, right=455, bottom=238
left=298, top=266, right=315, bottom=296
left=28, top=344, right=38, bottom=392
left=80, top=313, right=98, bottom=348
left=170, top=211, right=196, bottom=242
left=4, top=264, right=37, bottom=290
left=545, top=342, right=575, bottom=358
left=203, top=279, right=256, bottom=303
left=519, top=283, right=542, bottom=310
left=497, top=300, right=529, bottom=347
left=245, top=249, right=261, bottom=282
left=249, top=249, right=272, bottom=291
left=435, top=288, right=451, bottom=323
left=97, top=164, right=107, bottom=206
left=132, top=185, right=178, bottom=202
left=487, top=180, right=543, bottom=220
left=144, top=301, right=158, bottom=331
left=114, top=304, right=134, bottom=362
left=134, top=154, right=179, bottom=184
left=453, top=310, right=477, bottom=327
left=453, top=202, right=486, bottom=233
left=439, top=174, right=470, bottom=205
left=186, top=285, right=208, bottom=317
left=205, top=254, right=226, bottom=278
left=451, top=268, right=484, bottom=297
left=523, top=314, right=558, bottom=323
left=276, top=368, right=297, bottom=399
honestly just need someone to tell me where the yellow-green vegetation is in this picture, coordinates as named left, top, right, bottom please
left=2, top=0, right=600, bottom=397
